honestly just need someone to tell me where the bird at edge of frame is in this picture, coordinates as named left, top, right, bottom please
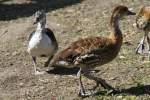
left=27, top=10, right=58, bottom=75
left=135, top=6, right=150, bottom=62
left=50, top=5, right=136, bottom=97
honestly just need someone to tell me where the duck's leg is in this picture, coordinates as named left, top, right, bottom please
left=77, top=67, right=86, bottom=96
left=44, top=55, right=54, bottom=67
left=84, top=73, right=117, bottom=94
left=136, top=35, right=147, bottom=54
left=32, top=57, right=37, bottom=73
left=147, top=35, right=150, bottom=60
left=32, top=57, right=45, bottom=75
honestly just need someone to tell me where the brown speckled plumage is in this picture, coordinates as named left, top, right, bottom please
left=52, top=36, right=122, bottom=68
left=51, top=6, right=135, bottom=96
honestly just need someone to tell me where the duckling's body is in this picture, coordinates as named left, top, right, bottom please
left=135, top=6, right=150, bottom=60
left=28, top=28, right=57, bottom=57
left=27, top=10, right=58, bottom=75
left=51, top=6, right=135, bottom=96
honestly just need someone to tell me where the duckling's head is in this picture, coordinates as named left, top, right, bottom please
left=33, top=10, right=46, bottom=25
left=112, top=5, right=135, bottom=18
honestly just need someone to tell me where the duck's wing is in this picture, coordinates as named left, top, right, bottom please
left=136, top=17, right=150, bottom=30
left=51, top=36, right=112, bottom=67
left=28, top=31, right=35, bottom=41
left=45, top=28, right=58, bottom=50
left=136, top=6, right=150, bottom=30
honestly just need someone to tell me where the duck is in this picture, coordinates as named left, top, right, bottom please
left=135, top=6, right=150, bottom=60
left=50, top=5, right=135, bottom=96
left=27, top=10, right=58, bottom=75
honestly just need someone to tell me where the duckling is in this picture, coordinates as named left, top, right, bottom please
left=27, top=10, right=58, bottom=75
left=51, top=6, right=135, bottom=96
left=135, top=6, right=150, bottom=60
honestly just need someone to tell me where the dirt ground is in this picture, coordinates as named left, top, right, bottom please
left=0, top=0, right=150, bottom=100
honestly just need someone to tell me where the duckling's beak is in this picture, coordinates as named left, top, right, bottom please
left=33, top=21, right=37, bottom=25
left=127, top=10, right=136, bottom=15
left=33, top=19, right=37, bottom=25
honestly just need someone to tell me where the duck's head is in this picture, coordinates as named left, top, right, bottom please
left=33, top=10, right=46, bottom=25
left=112, top=5, right=135, bottom=18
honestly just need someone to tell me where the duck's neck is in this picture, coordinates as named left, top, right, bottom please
left=36, top=22, right=45, bottom=32
left=109, top=15, right=123, bottom=42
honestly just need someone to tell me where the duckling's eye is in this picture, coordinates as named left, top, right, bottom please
left=36, top=17, right=40, bottom=21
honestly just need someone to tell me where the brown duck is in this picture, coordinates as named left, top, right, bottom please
left=50, top=5, right=135, bottom=96
left=135, top=6, right=150, bottom=60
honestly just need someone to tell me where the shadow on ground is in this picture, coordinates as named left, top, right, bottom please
left=47, top=67, right=80, bottom=75
left=119, top=84, right=150, bottom=95
left=47, top=67, right=101, bottom=75
left=103, top=84, right=150, bottom=96
left=84, top=84, right=150, bottom=97
left=0, top=0, right=83, bottom=20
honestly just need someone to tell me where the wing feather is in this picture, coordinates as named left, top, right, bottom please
left=52, top=36, right=112, bottom=65
left=45, top=28, right=58, bottom=50
left=28, top=31, right=35, bottom=41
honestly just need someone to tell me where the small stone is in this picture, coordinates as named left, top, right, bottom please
left=117, top=95, right=123, bottom=99
left=12, top=51, right=18, bottom=56
left=10, top=63, right=13, bottom=66
left=119, top=56, right=126, bottom=59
